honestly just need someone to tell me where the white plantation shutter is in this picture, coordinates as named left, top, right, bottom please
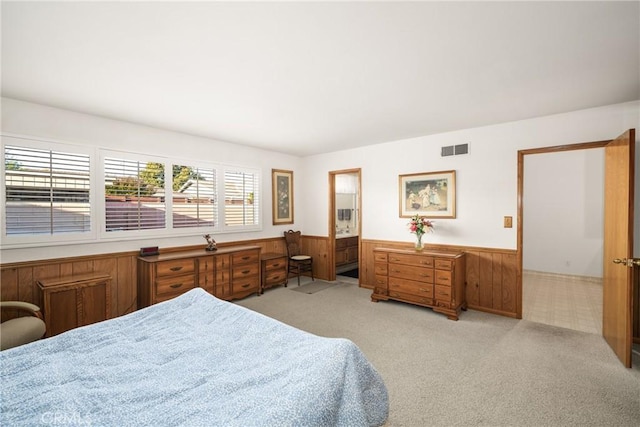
left=173, top=166, right=217, bottom=229
left=224, top=169, right=259, bottom=227
left=104, top=157, right=166, bottom=232
left=4, top=145, right=91, bottom=235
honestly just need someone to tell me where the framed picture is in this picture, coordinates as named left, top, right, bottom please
left=272, top=169, right=294, bottom=224
left=399, top=170, right=456, bottom=218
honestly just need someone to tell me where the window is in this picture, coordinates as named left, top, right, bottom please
left=224, top=168, right=260, bottom=228
left=2, top=138, right=262, bottom=248
left=172, top=165, right=217, bottom=229
left=104, top=157, right=166, bottom=232
left=4, top=143, right=91, bottom=236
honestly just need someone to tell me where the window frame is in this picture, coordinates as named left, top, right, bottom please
left=1, top=135, right=98, bottom=248
left=1, top=135, right=263, bottom=249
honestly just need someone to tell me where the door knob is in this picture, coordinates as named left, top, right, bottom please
left=613, top=258, right=640, bottom=267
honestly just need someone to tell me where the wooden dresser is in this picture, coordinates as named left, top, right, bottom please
left=260, top=253, right=288, bottom=293
left=371, top=248, right=466, bottom=320
left=137, top=245, right=261, bottom=308
left=38, top=273, right=112, bottom=336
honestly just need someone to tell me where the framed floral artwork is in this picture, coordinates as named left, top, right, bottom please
left=399, top=170, right=456, bottom=218
left=272, top=169, right=294, bottom=224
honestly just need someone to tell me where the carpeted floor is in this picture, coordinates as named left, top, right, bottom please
left=289, top=280, right=335, bottom=294
left=237, top=278, right=640, bottom=427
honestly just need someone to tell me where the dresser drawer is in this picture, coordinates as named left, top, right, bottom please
left=233, top=250, right=260, bottom=265
left=434, top=284, right=451, bottom=302
left=374, top=252, right=388, bottom=262
left=156, top=274, right=196, bottom=297
left=387, top=290, right=433, bottom=307
left=156, top=259, right=195, bottom=277
left=232, top=275, right=260, bottom=293
left=374, top=263, right=388, bottom=276
left=435, top=259, right=453, bottom=271
left=389, top=278, right=433, bottom=298
left=264, top=258, right=287, bottom=271
left=232, top=263, right=260, bottom=279
left=388, top=253, right=433, bottom=267
left=435, top=270, right=452, bottom=286
left=265, top=270, right=287, bottom=285
left=388, top=264, right=433, bottom=283
left=374, top=274, right=388, bottom=287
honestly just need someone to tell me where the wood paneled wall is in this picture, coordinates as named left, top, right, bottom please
left=4, top=235, right=637, bottom=338
left=1, top=237, right=289, bottom=320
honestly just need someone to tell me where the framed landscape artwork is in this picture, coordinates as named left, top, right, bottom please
left=399, top=170, right=456, bottom=218
left=272, top=169, right=294, bottom=225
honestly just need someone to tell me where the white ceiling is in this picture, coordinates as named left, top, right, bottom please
left=2, top=1, right=639, bottom=156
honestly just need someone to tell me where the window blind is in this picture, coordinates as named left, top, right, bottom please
left=224, top=169, right=259, bottom=227
left=173, top=165, right=217, bottom=229
left=104, top=157, right=166, bottom=232
left=4, top=145, right=91, bottom=235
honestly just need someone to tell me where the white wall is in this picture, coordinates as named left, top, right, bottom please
left=301, top=101, right=640, bottom=257
left=523, top=149, right=604, bottom=277
left=2, top=98, right=639, bottom=265
left=0, top=97, right=303, bottom=263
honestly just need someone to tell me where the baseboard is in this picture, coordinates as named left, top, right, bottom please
left=523, top=269, right=602, bottom=284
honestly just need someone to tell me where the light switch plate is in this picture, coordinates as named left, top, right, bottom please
left=504, top=216, right=513, bottom=228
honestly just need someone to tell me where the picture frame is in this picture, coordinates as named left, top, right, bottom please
left=399, top=170, right=456, bottom=218
left=272, top=169, right=294, bottom=225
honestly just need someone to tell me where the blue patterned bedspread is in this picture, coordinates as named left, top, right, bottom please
left=1, top=288, right=388, bottom=426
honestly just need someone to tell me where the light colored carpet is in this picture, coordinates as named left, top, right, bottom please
left=289, top=279, right=336, bottom=294
left=237, top=277, right=640, bottom=427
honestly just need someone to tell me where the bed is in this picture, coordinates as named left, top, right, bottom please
left=1, top=288, right=388, bottom=426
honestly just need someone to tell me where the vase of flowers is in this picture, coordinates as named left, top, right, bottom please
left=408, top=214, right=434, bottom=251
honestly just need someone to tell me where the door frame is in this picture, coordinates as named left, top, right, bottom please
left=328, top=168, right=362, bottom=282
left=516, top=134, right=638, bottom=367
left=517, top=139, right=610, bottom=318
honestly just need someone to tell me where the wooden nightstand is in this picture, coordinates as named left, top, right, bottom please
left=260, top=253, right=288, bottom=294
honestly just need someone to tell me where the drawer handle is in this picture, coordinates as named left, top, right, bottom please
left=241, top=283, right=251, bottom=288
left=170, top=266, right=183, bottom=272
left=272, top=263, right=280, bottom=267
left=439, top=277, right=450, bottom=281
left=241, top=269, right=251, bottom=274
left=242, top=256, right=250, bottom=261
left=170, top=283, right=183, bottom=289
left=272, top=275, right=281, bottom=280
left=419, top=288, right=429, bottom=292
left=391, top=293, right=399, bottom=297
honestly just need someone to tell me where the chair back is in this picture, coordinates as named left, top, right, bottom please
left=284, top=230, right=303, bottom=257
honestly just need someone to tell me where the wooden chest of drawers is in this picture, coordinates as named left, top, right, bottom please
left=371, top=248, right=466, bottom=320
left=260, top=253, right=288, bottom=293
left=138, top=246, right=261, bottom=308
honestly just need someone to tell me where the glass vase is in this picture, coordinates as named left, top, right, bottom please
left=415, top=233, right=424, bottom=251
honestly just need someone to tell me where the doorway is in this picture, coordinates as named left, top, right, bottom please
left=518, top=130, right=637, bottom=367
left=522, top=148, right=604, bottom=335
left=329, top=169, right=361, bottom=283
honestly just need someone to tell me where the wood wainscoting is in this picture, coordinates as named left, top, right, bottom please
left=360, top=239, right=519, bottom=318
left=0, top=237, right=289, bottom=322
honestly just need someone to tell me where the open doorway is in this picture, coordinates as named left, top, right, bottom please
left=329, top=169, right=361, bottom=283
left=522, top=147, right=605, bottom=335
